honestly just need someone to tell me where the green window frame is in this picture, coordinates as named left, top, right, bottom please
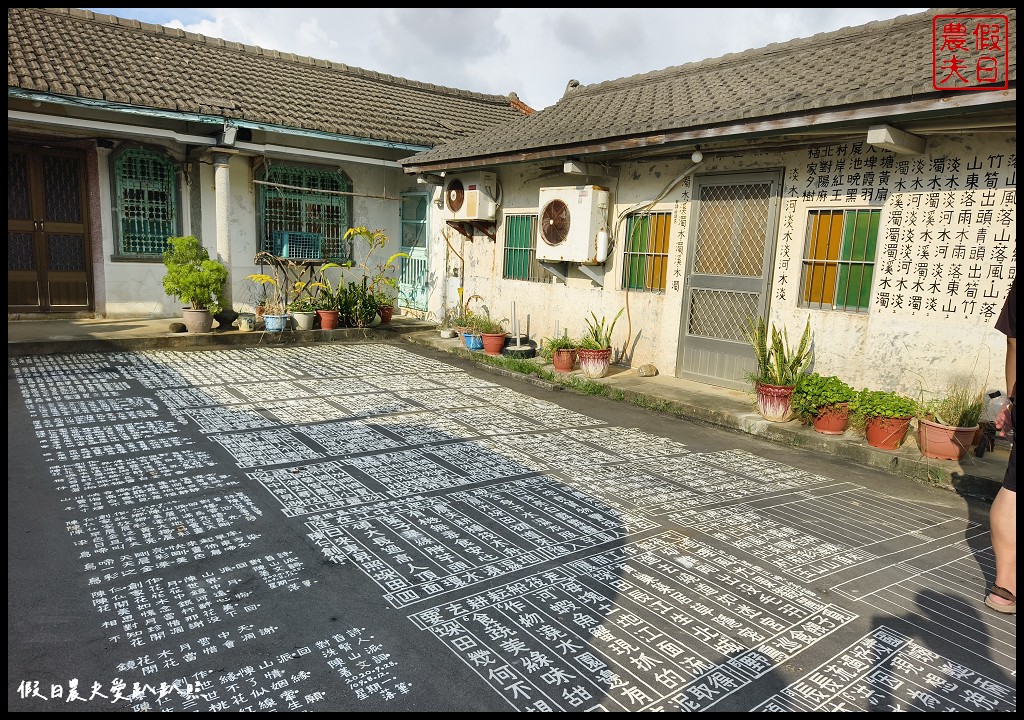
left=622, top=211, right=672, bottom=291
left=799, top=208, right=880, bottom=312
left=256, top=164, right=353, bottom=262
left=112, top=148, right=179, bottom=257
left=502, top=213, right=549, bottom=282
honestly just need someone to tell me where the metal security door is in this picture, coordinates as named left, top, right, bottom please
left=8, top=144, right=91, bottom=312
left=398, top=192, right=429, bottom=311
left=676, top=171, right=782, bottom=390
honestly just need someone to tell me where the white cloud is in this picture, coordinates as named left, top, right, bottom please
left=81, top=8, right=928, bottom=109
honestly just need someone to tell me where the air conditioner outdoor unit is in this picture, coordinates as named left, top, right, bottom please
left=536, top=185, right=610, bottom=264
left=443, top=172, right=498, bottom=221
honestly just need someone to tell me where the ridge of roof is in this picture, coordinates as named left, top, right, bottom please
left=565, top=7, right=950, bottom=102
left=50, top=7, right=515, bottom=107
left=400, top=6, right=1014, bottom=168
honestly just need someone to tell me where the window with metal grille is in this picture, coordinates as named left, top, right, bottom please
left=113, top=148, right=179, bottom=256
left=799, top=209, right=880, bottom=312
left=622, top=211, right=672, bottom=291
left=503, top=213, right=549, bottom=282
left=256, top=164, right=353, bottom=262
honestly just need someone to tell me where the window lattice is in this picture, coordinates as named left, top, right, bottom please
left=503, top=214, right=549, bottom=282
left=687, top=289, right=759, bottom=341
left=693, top=183, right=771, bottom=277
left=258, top=165, right=353, bottom=263
left=799, top=209, right=879, bottom=313
left=622, top=211, right=672, bottom=291
left=114, top=148, right=179, bottom=256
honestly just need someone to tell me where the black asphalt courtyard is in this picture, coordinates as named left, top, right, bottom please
left=8, top=342, right=1016, bottom=712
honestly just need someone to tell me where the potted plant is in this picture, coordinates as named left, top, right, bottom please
left=917, top=381, right=985, bottom=460
left=310, top=262, right=349, bottom=330
left=791, top=372, right=855, bottom=435
left=450, top=298, right=479, bottom=339
left=161, top=235, right=228, bottom=334
left=577, top=309, right=624, bottom=378
left=343, top=226, right=408, bottom=325
left=849, top=388, right=919, bottom=450
left=473, top=311, right=509, bottom=356
left=246, top=251, right=292, bottom=332
left=288, top=295, right=318, bottom=331
left=337, top=277, right=379, bottom=328
left=744, top=316, right=813, bottom=422
left=541, top=332, right=579, bottom=372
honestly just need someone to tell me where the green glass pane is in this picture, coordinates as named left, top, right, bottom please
left=835, top=209, right=879, bottom=310
left=625, top=255, right=645, bottom=289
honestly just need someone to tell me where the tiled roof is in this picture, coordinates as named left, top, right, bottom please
left=401, top=7, right=1017, bottom=167
left=7, top=7, right=530, bottom=148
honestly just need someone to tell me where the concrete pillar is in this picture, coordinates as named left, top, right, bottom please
left=212, top=152, right=233, bottom=308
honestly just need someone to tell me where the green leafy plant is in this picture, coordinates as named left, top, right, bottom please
left=848, top=388, right=919, bottom=424
left=310, top=262, right=350, bottom=312
left=337, top=277, right=379, bottom=328
left=791, top=373, right=855, bottom=422
left=540, top=331, right=578, bottom=360
left=472, top=310, right=508, bottom=335
left=288, top=295, right=317, bottom=313
left=921, top=381, right=985, bottom=427
left=744, top=316, right=813, bottom=387
left=161, top=235, right=228, bottom=314
left=579, top=309, right=624, bottom=350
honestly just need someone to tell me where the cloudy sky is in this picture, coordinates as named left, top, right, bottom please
left=83, top=8, right=927, bottom=110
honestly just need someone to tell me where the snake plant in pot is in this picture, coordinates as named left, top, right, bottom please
left=577, top=309, right=623, bottom=378
left=744, top=316, right=813, bottom=422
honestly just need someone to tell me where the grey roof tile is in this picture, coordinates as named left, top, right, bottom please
left=402, top=7, right=1016, bottom=166
left=8, top=7, right=529, bottom=148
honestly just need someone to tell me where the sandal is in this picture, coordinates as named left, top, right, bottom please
left=985, top=585, right=1016, bottom=614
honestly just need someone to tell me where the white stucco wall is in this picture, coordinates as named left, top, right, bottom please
left=422, top=131, right=1015, bottom=399
left=93, top=146, right=414, bottom=318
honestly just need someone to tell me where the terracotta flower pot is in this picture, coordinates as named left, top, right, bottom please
left=316, top=309, right=339, bottom=330
left=755, top=382, right=795, bottom=422
left=865, top=415, right=912, bottom=450
left=812, top=403, right=850, bottom=435
left=552, top=348, right=577, bottom=372
left=481, top=332, right=508, bottom=356
left=918, top=418, right=979, bottom=461
left=378, top=305, right=394, bottom=324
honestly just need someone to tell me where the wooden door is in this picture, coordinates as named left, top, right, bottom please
left=8, top=144, right=92, bottom=312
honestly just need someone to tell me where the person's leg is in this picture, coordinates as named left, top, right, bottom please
left=987, top=484, right=1016, bottom=611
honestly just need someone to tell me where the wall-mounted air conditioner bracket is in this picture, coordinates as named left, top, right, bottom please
left=577, top=263, right=606, bottom=287
left=538, top=260, right=569, bottom=283
left=446, top=219, right=496, bottom=241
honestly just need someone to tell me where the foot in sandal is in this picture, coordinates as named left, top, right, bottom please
left=985, top=585, right=1016, bottom=614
